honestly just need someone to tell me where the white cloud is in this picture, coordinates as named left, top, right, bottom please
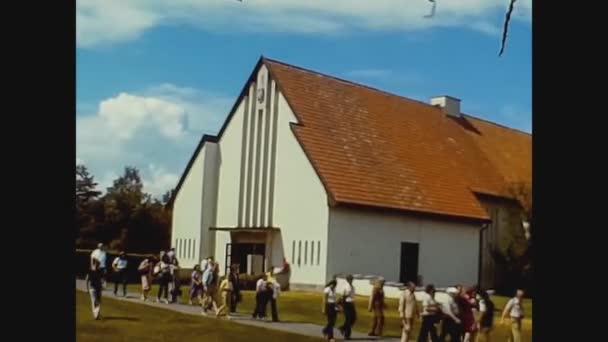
left=143, top=164, right=180, bottom=198
left=77, top=83, right=232, bottom=199
left=98, top=93, right=188, bottom=141
left=77, top=0, right=532, bottom=48
left=77, top=0, right=160, bottom=48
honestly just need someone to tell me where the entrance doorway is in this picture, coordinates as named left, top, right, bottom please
left=399, top=242, right=419, bottom=284
left=226, top=243, right=266, bottom=275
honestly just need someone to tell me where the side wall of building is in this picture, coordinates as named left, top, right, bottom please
left=327, top=207, right=481, bottom=287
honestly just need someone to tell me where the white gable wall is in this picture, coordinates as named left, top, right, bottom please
left=272, top=92, right=329, bottom=286
left=327, top=207, right=481, bottom=287
left=171, top=145, right=206, bottom=266
left=200, top=142, right=219, bottom=264
left=213, top=97, right=247, bottom=274
left=204, top=64, right=329, bottom=283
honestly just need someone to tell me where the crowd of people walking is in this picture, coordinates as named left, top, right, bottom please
left=85, top=243, right=279, bottom=321
left=317, top=275, right=525, bottom=342
left=86, top=243, right=526, bottom=341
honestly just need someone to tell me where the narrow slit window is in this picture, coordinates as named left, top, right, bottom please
left=310, top=240, right=315, bottom=265
left=317, top=241, right=321, bottom=265
left=292, top=240, right=295, bottom=264
left=298, top=241, right=302, bottom=266
left=304, top=241, right=308, bottom=265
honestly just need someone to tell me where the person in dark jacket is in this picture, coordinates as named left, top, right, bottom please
left=368, top=278, right=386, bottom=336
left=230, top=264, right=241, bottom=313
left=478, top=290, right=495, bottom=342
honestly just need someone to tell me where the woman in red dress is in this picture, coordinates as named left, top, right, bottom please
left=461, top=287, right=479, bottom=342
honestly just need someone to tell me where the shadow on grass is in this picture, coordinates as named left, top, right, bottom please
left=103, top=316, right=141, bottom=322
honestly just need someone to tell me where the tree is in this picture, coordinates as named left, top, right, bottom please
left=76, top=164, right=102, bottom=204
left=75, top=165, right=173, bottom=253
left=507, top=181, right=532, bottom=238
left=161, top=188, right=175, bottom=206
left=126, top=201, right=172, bottom=253
left=102, top=166, right=148, bottom=247
left=491, top=180, right=533, bottom=295
left=75, top=164, right=102, bottom=245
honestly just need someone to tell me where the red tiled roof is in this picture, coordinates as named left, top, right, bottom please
left=265, top=58, right=531, bottom=221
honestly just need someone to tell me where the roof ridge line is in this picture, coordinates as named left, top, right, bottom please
left=263, top=57, right=532, bottom=135
left=262, top=57, right=441, bottom=111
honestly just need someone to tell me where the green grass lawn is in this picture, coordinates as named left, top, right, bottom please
left=117, top=283, right=531, bottom=340
left=76, top=291, right=323, bottom=342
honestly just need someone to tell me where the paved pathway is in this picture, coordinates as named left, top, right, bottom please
left=76, top=279, right=400, bottom=341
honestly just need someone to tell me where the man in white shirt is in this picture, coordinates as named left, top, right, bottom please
left=501, top=289, right=525, bottom=342
left=111, top=251, right=128, bottom=297
left=167, top=247, right=175, bottom=260
left=252, top=274, right=268, bottom=319
left=417, top=284, right=440, bottom=342
left=269, top=275, right=281, bottom=322
left=339, top=274, right=357, bottom=340
left=90, top=243, right=107, bottom=287
left=441, top=287, right=463, bottom=342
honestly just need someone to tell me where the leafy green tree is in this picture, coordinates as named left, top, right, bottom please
left=75, top=164, right=102, bottom=247
left=75, top=165, right=173, bottom=253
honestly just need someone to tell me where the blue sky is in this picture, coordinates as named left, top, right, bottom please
left=76, top=0, right=531, bottom=198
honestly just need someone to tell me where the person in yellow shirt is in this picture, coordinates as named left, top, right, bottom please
left=216, top=268, right=234, bottom=319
